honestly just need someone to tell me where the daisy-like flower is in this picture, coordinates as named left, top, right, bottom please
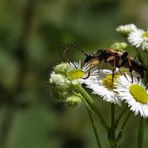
left=67, top=61, right=98, bottom=84
left=84, top=69, right=121, bottom=105
left=115, top=74, right=148, bottom=118
left=116, top=24, right=137, bottom=35
left=128, top=29, right=148, bottom=50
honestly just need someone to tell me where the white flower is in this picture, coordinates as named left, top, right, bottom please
left=84, top=69, right=121, bottom=105
left=115, top=74, right=148, bottom=118
left=116, top=24, right=137, bottom=35
left=128, top=29, right=148, bottom=50
left=141, top=41, right=148, bottom=51
left=67, top=61, right=98, bottom=84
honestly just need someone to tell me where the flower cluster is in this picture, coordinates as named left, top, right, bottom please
left=83, top=68, right=148, bottom=118
left=49, top=61, right=97, bottom=106
left=49, top=24, right=148, bottom=148
left=50, top=24, right=148, bottom=118
left=116, top=24, right=148, bottom=51
left=50, top=61, right=148, bottom=118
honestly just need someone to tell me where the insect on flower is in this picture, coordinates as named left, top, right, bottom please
left=82, top=48, right=146, bottom=82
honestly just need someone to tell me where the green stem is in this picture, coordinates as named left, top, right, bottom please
left=137, top=117, right=144, bottom=148
left=115, top=105, right=127, bottom=128
left=86, top=106, right=102, bottom=148
left=75, top=84, right=109, bottom=132
left=111, top=104, right=115, bottom=130
left=73, top=84, right=109, bottom=132
left=109, top=104, right=117, bottom=148
left=117, top=111, right=131, bottom=141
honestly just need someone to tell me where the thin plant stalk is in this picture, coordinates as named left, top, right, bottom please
left=75, top=84, right=109, bottom=131
left=115, top=105, right=127, bottom=128
left=86, top=105, right=102, bottom=148
left=137, top=117, right=144, bottom=148
left=109, top=104, right=117, bottom=148
left=117, top=111, right=132, bottom=141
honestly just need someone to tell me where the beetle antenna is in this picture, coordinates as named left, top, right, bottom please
left=80, top=49, right=88, bottom=56
left=59, top=43, right=89, bottom=62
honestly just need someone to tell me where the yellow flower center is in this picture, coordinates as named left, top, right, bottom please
left=130, top=84, right=148, bottom=104
left=142, top=32, right=148, bottom=38
left=67, top=69, right=85, bottom=79
left=103, top=74, right=120, bottom=90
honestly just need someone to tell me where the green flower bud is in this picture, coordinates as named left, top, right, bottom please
left=111, top=42, right=128, bottom=51
left=60, top=90, right=71, bottom=99
left=54, top=63, right=68, bottom=75
left=66, top=95, right=81, bottom=106
left=49, top=72, right=70, bottom=89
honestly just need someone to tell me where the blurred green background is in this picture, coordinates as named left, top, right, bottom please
left=0, top=0, right=148, bottom=148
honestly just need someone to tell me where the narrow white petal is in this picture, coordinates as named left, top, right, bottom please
left=116, top=74, right=148, bottom=117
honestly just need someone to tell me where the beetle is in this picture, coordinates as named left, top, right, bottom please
left=82, top=48, right=145, bottom=82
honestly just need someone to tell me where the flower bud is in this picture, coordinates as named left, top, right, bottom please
left=116, top=24, right=137, bottom=35
left=54, top=63, right=68, bottom=75
left=66, top=95, right=81, bottom=106
left=111, top=42, right=128, bottom=51
left=60, top=90, right=70, bottom=99
left=49, top=72, right=70, bottom=89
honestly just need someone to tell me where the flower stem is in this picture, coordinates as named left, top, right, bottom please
left=137, top=117, right=144, bottom=148
left=108, top=104, right=117, bottom=148
left=111, top=104, right=115, bottom=130
left=116, top=111, right=131, bottom=142
left=74, top=84, right=109, bottom=131
left=115, top=105, right=127, bottom=128
left=86, top=106, right=102, bottom=148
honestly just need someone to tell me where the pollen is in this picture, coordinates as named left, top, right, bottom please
left=142, top=32, right=148, bottom=38
left=67, top=69, right=85, bottom=79
left=130, top=84, right=148, bottom=104
left=103, top=74, right=120, bottom=89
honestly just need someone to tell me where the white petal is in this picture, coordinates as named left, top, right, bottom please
left=116, top=74, right=148, bottom=118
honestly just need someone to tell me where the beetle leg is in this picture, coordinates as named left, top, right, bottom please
left=121, top=52, right=128, bottom=59
left=121, top=52, right=133, bottom=82
left=128, top=55, right=133, bottom=83
left=83, top=63, right=92, bottom=79
left=83, top=70, right=90, bottom=79
left=112, top=58, right=115, bottom=85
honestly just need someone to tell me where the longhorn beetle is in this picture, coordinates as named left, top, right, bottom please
left=82, top=48, right=145, bottom=83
